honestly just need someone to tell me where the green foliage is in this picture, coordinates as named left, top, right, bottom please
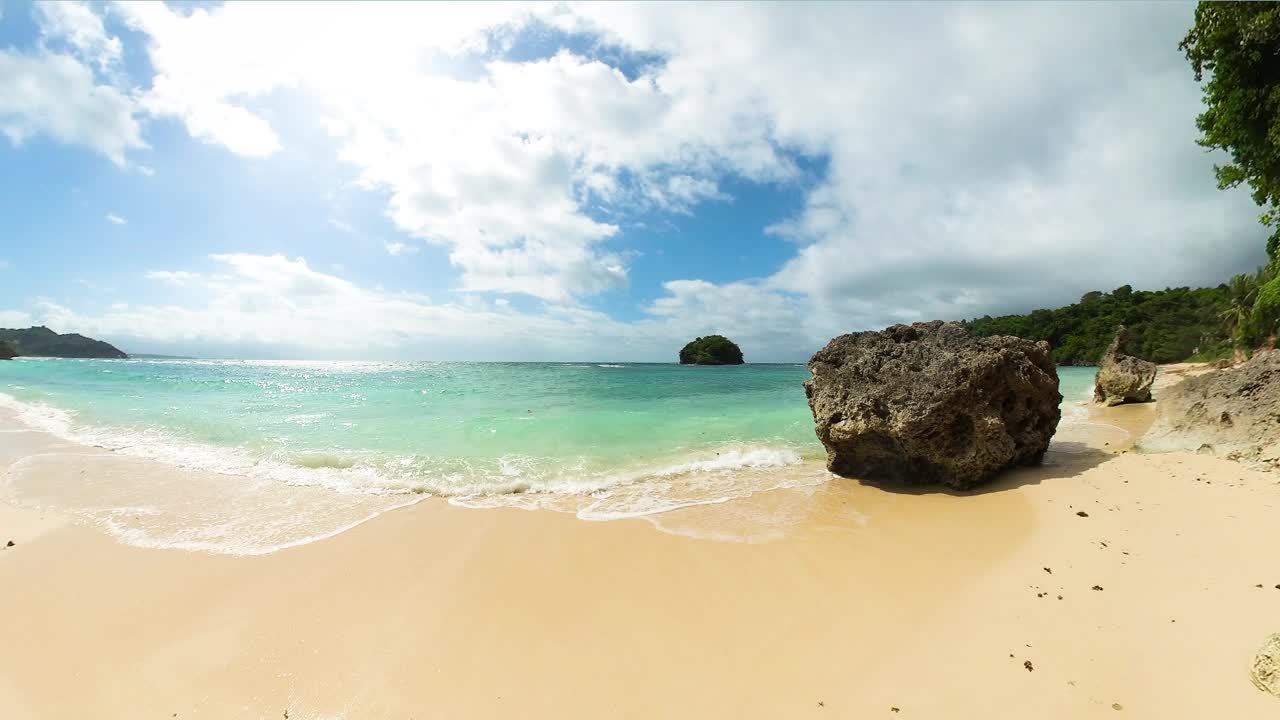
left=678, top=335, right=744, bottom=365
left=1181, top=3, right=1280, bottom=226
left=1254, top=270, right=1280, bottom=340
left=963, top=284, right=1233, bottom=365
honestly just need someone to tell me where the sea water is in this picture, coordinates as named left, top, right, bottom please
left=0, top=359, right=1100, bottom=553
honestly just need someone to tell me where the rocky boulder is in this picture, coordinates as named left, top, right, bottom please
left=1138, top=350, right=1280, bottom=469
left=1092, top=326, right=1156, bottom=406
left=805, top=321, right=1062, bottom=490
left=1253, top=634, right=1280, bottom=698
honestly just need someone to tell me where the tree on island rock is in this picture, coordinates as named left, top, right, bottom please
left=679, top=335, right=744, bottom=365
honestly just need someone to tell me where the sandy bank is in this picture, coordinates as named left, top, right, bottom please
left=1, top=400, right=1278, bottom=718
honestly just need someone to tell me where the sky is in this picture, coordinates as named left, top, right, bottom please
left=0, top=1, right=1269, bottom=361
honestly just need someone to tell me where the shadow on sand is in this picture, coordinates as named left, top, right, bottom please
left=841, top=440, right=1117, bottom=498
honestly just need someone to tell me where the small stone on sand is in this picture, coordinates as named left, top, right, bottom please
left=1024, top=660, right=1034, bottom=672
left=1076, top=511, right=1089, bottom=517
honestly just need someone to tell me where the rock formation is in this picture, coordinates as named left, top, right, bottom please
left=1138, top=350, right=1280, bottom=469
left=0, top=341, right=15, bottom=360
left=0, top=326, right=127, bottom=359
left=1252, top=633, right=1280, bottom=698
left=1092, top=326, right=1156, bottom=406
left=678, top=335, right=744, bottom=365
left=805, top=321, right=1062, bottom=490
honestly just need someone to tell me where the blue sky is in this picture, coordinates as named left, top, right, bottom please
left=0, top=1, right=1269, bottom=360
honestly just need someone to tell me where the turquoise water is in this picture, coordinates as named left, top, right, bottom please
left=0, top=359, right=1098, bottom=552
left=0, top=359, right=822, bottom=494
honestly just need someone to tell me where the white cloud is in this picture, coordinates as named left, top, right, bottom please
left=327, top=217, right=354, bottom=233
left=105, top=212, right=126, bottom=225
left=384, top=242, right=418, bottom=257
left=137, top=164, right=155, bottom=176
left=102, top=2, right=1266, bottom=315
left=0, top=254, right=809, bottom=360
left=0, top=310, right=34, bottom=329
left=145, top=270, right=196, bottom=285
left=34, top=1, right=122, bottom=70
left=557, top=2, right=1268, bottom=324
left=6, top=3, right=1267, bottom=350
left=0, top=49, right=144, bottom=165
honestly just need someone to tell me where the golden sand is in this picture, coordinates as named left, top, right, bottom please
left=1, top=385, right=1278, bottom=718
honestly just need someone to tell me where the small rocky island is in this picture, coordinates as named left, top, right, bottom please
left=678, top=335, right=744, bottom=365
left=805, top=321, right=1061, bottom=490
left=0, top=326, right=128, bottom=359
left=1093, top=326, right=1156, bottom=406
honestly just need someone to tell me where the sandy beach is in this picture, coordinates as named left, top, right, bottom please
left=2, top=374, right=1278, bottom=719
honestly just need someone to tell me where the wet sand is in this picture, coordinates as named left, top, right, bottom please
left=2, top=393, right=1279, bottom=718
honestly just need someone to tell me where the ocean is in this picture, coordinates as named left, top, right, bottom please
left=0, top=359, right=1099, bottom=553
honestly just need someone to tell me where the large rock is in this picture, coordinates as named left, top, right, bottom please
left=0, top=341, right=15, bottom=360
left=805, top=321, right=1062, bottom=490
left=1093, top=326, right=1156, bottom=406
left=1252, top=634, right=1280, bottom=698
left=1138, top=350, right=1280, bottom=469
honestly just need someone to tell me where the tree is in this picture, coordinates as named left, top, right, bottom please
left=1180, top=3, right=1280, bottom=226
left=1219, top=273, right=1258, bottom=345
left=1182, top=3, right=1280, bottom=350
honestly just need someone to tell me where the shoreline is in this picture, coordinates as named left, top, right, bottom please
left=3, top=376, right=1279, bottom=717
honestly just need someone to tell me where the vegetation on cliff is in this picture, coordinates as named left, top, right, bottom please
left=964, top=284, right=1234, bottom=365
left=679, top=335, right=744, bottom=365
left=0, top=327, right=127, bottom=359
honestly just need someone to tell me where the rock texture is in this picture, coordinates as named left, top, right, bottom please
left=1093, top=326, right=1156, bottom=406
left=0, top=341, right=15, bottom=360
left=1138, top=350, right=1280, bottom=469
left=805, top=321, right=1062, bottom=490
left=1251, top=634, right=1280, bottom=698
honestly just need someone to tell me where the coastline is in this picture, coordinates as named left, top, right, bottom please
left=3, top=378, right=1279, bottom=717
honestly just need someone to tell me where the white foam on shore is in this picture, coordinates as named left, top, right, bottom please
left=0, top=392, right=824, bottom=554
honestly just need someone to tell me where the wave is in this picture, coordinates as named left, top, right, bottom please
left=0, top=386, right=819, bottom=509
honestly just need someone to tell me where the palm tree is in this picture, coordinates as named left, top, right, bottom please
left=1220, top=273, right=1258, bottom=345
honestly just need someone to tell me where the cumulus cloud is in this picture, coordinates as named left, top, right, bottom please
left=0, top=49, right=143, bottom=165
left=101, top=2, right=1265, bottom=317
left=561, top=2, right=1268, bottom=325
left=34, top=1, right=123, bottom=70
left=105, top=212, right=126, bottom=225
left=0, top=254, right=815, bottom=360
left=4, top=3, right=1269, bottom=355
left=0, top=3, right=143, bottom=164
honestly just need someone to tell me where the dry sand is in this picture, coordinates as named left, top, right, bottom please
left=2, top=381, right=1279, bottom=718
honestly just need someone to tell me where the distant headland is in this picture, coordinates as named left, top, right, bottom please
left=0, top=326, right=128, bottom=359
